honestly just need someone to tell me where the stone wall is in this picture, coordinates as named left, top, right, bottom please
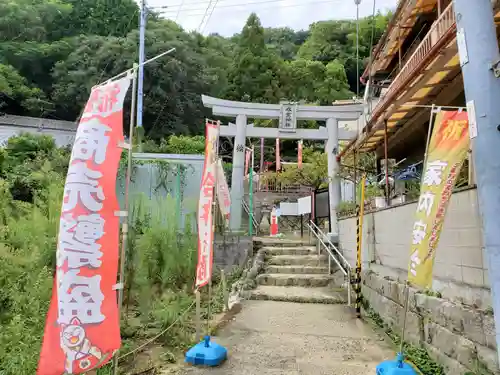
left=362, top=270, right=498, bottom=374
left=339, top=187, right=490, bottom=308
left=214, top=233, right=253, bottom=272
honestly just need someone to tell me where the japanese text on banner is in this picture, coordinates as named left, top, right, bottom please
left=408, top=111, right=469, bottom=289
left=38, top=77, right=130, bottom=375
left=196, top=121, right=219, bottom=288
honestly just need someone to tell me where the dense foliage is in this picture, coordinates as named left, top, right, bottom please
left=0, top=133, right=236, bottom=374
left=0, top=0, right=390, bottom=140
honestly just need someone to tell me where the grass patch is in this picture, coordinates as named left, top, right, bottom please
left=362, top=299, right=444, bottom=375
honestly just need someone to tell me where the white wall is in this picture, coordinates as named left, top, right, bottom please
left=339, top=188, right=490, bottom=308
left=0, top=115, right=77, bottom=147
left=0, top=126, right=75, bottom=147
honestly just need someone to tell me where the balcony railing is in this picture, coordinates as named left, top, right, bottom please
left=371, top=3, right=456, bottom=123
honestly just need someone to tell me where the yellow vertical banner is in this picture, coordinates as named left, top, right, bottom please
left=408, top=111, right=469, bottom=289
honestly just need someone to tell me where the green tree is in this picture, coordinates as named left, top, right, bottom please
left=282, top=58, right=352, bottom=104
left=0, top=64, right=45, bottom=114
left=143, top=135, right=206, bottom=155
left=297, top=14, right=390, bottom=92
left=264, top=27, right=307, bottom=61
left=225, top=13, right=285, bottom=103
left=267, top=148, right=327, bottom=190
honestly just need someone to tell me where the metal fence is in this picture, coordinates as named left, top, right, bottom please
left=117, top=153, right=204, bottom=230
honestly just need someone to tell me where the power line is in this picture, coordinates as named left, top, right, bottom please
left=174, top=0, right=187, bottom=21
left=201, top=0, right=221, bottom=33
left=161, top=0, right=345, bottom=16
left=197, top=0, right=215, bottom=31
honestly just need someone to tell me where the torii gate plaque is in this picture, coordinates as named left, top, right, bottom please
left=202, top=95, right=362, bottom=239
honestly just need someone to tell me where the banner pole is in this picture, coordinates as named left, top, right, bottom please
left=94, top=48, right=175, bottom=88
left=398, top=104, right=438, bottom=357
left=195, top=289, right=201, bottom=342
left=249, top=145, right=254, bottom=236
left=423, top=104, right=437, bottom=169
left=112, top=66, right=138, bottom=375
left=206, top=120, right=220, bottom=336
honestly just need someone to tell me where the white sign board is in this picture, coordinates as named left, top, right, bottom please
left=297, top=196, right=312, bottom=215
left=466, top=100, right=477, bottom=139
left=457, top=28, right=469, bottom=67
left=279, top=102, right=297, bottom=132
left=279, top=202, right=298, bottom=216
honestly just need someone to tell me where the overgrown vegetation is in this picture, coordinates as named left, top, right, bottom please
left=362, top=300, right=445, bottom=375
left=0, top=133, right=238, bottom=375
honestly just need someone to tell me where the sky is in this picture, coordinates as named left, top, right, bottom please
left=140, top=0, right=398, bottom=36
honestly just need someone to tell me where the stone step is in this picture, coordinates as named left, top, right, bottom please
left=264, top=246, right=317, bottom=256
left=266, top=265, right=328, bottom=274
left=254, top=237, right=312, bottom=248
left=268, top=254, right=327, bottom=266
left=250, top=285, right=346, bottom=304
left=256, top=273, right=333, bottom=287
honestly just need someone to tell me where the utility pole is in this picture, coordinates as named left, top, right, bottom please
left=137, top=0, right=147, bottom=147
left=453, top=0, right=500, bottom=364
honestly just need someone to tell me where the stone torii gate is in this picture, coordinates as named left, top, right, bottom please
left=202, top=95, right=363, bottom=239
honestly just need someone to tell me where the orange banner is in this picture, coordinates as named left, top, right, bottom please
left=276, top=138, right=281, bottom=171
left=408, top=110, right=469, bottom=288
left=196, top=121, right=219, bottom=288
left=298, top=140, right=303, bottom=168
left=38, top=77, right=131, bottom=374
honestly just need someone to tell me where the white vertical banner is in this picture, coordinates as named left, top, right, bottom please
left=216, top=159, right=231, bottom=227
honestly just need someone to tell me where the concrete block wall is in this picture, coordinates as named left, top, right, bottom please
left=339, top=188, right=490, bottom=308
left=214, top=234, right=253, bottom=272
left=362, top=271, right=498, bottom=375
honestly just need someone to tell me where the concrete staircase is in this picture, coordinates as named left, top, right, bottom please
left=251, top=238, right=347, bottom=304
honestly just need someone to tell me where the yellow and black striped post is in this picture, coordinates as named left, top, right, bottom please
left=354, top=204, right=362, bottom=318
left=354, top=174, right=366, bottom=318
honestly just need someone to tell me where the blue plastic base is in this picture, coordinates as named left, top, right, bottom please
left=376, top=353, right=418, bottom=375
left=185, top=336, right=228, bottom=367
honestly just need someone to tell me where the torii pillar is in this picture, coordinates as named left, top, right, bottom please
left=202, top=95, right=362, bottom=239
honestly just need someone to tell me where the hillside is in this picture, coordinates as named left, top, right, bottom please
left=0, top=0, right=390, bottom=140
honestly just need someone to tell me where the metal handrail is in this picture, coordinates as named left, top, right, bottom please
left=306, top=221, right=352, bottom=306
left=242, top=200, right=259, bottom=234
left=308, top=220, right=352, bottom=272
left=307, top=222, right=346, bottom=276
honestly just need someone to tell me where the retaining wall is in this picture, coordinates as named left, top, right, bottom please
left=362, top=270, right=498, bottom=374
left=214, top=233, right=253, bottom=272
left=339, top=187, right=490, bottom=308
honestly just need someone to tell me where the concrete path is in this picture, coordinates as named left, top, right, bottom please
left=171, top=300, right=394, bottom=375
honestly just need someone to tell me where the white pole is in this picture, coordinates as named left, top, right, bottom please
left=113, top=66, right=138, bottom=375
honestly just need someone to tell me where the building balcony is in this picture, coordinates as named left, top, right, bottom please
left=368, top=3, right=456, bottom=132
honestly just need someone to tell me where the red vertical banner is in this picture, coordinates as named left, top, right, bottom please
left=38, top=77, right=131, bottom=375
left=276, top=138, right=281, bottom=171
left=196, top=121, right=219, bottom=288
left=298, top=140, right=303, bottom=169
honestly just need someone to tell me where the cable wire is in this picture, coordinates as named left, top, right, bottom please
left=175, top=0, right=187, bottom=21
left=201, top=0, right=221, bottom=33
left=197, top=0, right=215, bottom=32
left=118, top=300, right=196, bottom=361
left=162, top=0, right=345, bottom=17
left=366, top=0, right=377, bottom=115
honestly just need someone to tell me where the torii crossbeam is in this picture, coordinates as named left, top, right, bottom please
left=202, top=95, right=362, bottom=239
